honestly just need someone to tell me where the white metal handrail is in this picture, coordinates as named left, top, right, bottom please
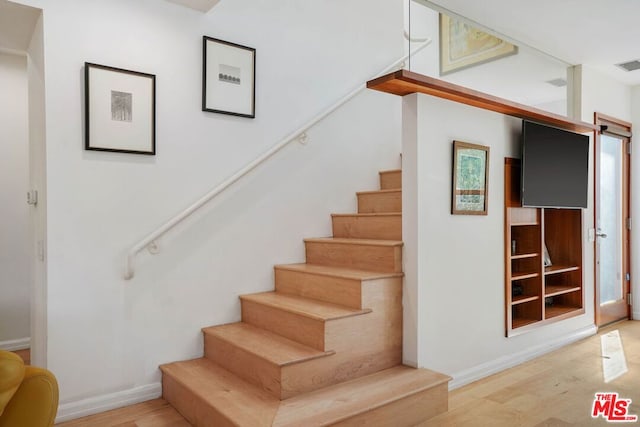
left=124, top=38, right=432, bottom=279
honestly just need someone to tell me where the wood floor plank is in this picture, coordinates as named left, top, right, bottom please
left=12, top=348, right=30, bottom=365
left=56, top=399, right=182, bottom=427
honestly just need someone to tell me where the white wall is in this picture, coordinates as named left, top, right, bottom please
left=402, top=93, right=596, bottom=386
left=0, top=52, right=31, bottom=347
left=12, top=0, right=404, bottom=419
left=576, top=65, right=632, bottom=123
left=630, top=86, right=640, bottom=319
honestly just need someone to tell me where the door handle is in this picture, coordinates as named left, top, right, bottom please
left=596, top=230, right=608, bottom=238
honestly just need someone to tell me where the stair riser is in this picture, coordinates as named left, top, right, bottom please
left=281, top=345, right=401, bottom=400
left=305, top=241, right=402, bottom=273
left=332, top=215, right=401, bottom=240
left=241, top=299, right=327, bottom=350
left=163, top=373, right=235, bottom=427
left=379, top=171, right=401, bottom=190
left=274, top=268, right=363, bottom=309
left=204, top=333, right=282, bottom=399
left=357, top=191, right=401, bottom=213
left=331, top=384, right=449, bottom=427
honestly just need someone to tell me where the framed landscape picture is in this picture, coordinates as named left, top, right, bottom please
left=440, top=14, right=517, bottom=76
left=202, top=36, right=256, bottom=118
left=85, top=62, right=156, bottom=155
left=452, top=140, right=490, bottom=215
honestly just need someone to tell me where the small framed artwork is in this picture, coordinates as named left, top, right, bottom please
left=202, top=36, right=256, bottom=118
left=85, top=62, right=156, bottom=155
left=452, top=141, right=490, bottom=215
left=439, top=14, right=517, bottom=76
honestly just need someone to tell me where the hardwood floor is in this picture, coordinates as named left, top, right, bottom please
left=56, top=399, right=190, bottom=427
left=421, top=320, right=640, bottom=426
left=57, top=320, right=640, bottom=426
left=13, top=348, right=30, bottom=365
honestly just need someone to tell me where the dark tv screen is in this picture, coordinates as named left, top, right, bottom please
left=521, top=121, right=589, bottom=209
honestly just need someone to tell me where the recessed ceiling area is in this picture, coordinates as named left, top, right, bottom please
left=163, top=0, right=220, bottom=13
left=422, top=0, right=640, bottom=85
left=0, top=0, right=40, bottom=53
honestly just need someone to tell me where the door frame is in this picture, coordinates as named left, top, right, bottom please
left=594, top=112, right=632, bottom=327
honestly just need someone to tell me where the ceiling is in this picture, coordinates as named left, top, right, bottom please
left=3, top=0, right=638, bottom=86
left=163, top=0, right=220, bottom=13
left=426, top=0, right=640, bottom=86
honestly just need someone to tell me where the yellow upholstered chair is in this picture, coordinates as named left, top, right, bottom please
left=0, top=350, right=58, bottom=427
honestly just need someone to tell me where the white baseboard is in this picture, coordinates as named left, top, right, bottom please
left=448, top=324, right=597, bottom=390
left=56, top=383, right=162, bottom=423
left=633, top=311, right=640, bottom=320
left=0, top=337, right=30, bottom=351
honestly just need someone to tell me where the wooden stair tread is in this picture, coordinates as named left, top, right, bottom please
left=379, top=169, right=401, bottom=174
left=356, top=189, right=401, bottom=196
left=273, top=365, right=451, bottom=426
left=331, top=212, right=401, bottom=218
left=203, top=322, right=333, bottom=367
left=160, top=358, right=279, bottom=427
left=304, top=237, right=403, bottom=247
left=275, top=263, right=403, bottom=280
left=240, top=291, right=371, bottom=321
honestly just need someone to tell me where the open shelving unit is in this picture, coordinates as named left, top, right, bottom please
left=504, top=158, right=584, bottom=336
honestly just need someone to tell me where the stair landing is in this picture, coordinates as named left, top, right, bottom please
left=161, top=359, right=450, bottom=427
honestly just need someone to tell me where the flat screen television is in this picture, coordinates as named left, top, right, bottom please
left=521, top=120, right=589, bottom=209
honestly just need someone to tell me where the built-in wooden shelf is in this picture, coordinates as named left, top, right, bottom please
left=367, top=70, right=597, bottom=133
left=511, top=253, right=539, bottom=260
left=512, top=295, right=539, bottom=305
left=512, top=317, right=539, bottom=329
left=545, top=285, right=581, bottom=298
left=545, top=305, right=581, bottom=319
left=511, top=272, right=539, bottom=281
left=544, top=265, right=580, bottom=275
left=504, top=158, right=583, bottom=337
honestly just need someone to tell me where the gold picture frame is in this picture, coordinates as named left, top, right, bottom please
left=439, top=14, right=517, bottom=76
left=452, top=141, right=490, bottom=215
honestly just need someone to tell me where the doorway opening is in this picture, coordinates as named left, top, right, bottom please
left=0, top=0, right=47, bottom=366
left=594, top=113, right=632, bottom=327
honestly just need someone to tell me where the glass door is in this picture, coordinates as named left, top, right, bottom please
left=595, top=114, right=631, bottom=327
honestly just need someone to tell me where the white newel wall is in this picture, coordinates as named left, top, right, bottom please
left=0, top=53, right=31, bottom=347
left=12, top=0, right=404, bottom=420
left=402, top=94, right=596, bottom=387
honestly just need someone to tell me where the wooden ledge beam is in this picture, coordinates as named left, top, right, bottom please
left=367, top=69, right=597, bottom=134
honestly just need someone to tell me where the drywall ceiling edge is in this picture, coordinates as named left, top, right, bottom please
left=163, top=0, right=220, bottom=13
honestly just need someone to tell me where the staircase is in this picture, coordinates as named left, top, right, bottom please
left=160, top=169, right=450, bottom=426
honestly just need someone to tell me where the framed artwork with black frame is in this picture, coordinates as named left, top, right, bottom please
left=202, top=36, right=256, bottom=118
left=85, top=62, right=156, bottom=155
left=452, top=140, right=490, bottom=215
